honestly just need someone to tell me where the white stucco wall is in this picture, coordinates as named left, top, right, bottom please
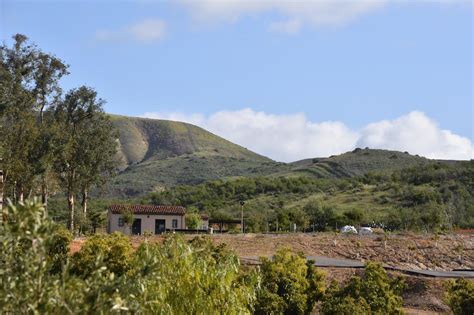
left=108, top=212, right=185, bottom=235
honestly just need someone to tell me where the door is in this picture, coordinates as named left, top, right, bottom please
left=131, top=218, right=141, bottom=235
left=155, top=219, right=166, bottom=235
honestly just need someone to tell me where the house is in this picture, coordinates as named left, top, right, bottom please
left=107, top=204, right=210, bottom=235
left=108, top=204, right=186, bottom=235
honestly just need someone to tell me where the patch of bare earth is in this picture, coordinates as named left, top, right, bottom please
left=206, top=232, right=473, bottom=271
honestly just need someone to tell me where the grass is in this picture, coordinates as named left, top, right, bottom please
left=233, top=184, right=394, bottom=224
left=105, top=115, right=286, bottom=196
left=106, top=116, right=462, bottom=198
left=283, top=148, right=430, bottom=178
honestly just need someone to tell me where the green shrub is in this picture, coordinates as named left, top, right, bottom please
left=121, top=235, right=259, bottom=314
left=446, top=278, right=474, bottom=315
left=255, top=248, right=325, bottom=315
left=0, top=200, right=59, bottom=313
left=321, top=262, right=404, bottom=315
left=47, top=224, right=73, bottom=274
left=321, top=282, right=372, bottom=315
left=185, top=212, right=202, bottom=229
left=71, top=232, right=133, bottom=277
left=0, top=200, right=259, bottom=314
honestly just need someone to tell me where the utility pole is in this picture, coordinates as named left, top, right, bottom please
left=240, top=201, right=245, bottom=233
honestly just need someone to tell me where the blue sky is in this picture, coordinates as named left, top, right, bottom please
left=1, top=0, right=473, bottom=161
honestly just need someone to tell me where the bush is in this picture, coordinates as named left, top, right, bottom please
left=0, top=200, right=258, bottom=313
left=47, top=224, right=73, bottom=274
left=255, top=248, right=325, bottom=315
left=0, top=200, right=59, bottom=313
left=121, top=235, right=259, bottom=314
left=185, top=212, right=202, bottom=230
left=343, top=209, right=364, bottom=225
left=321, top=262, right=404, bottom=315
left=321, top=282, right=372, bottom=315
left=446, top=278, right=474, bottom=315
left=71, top=232, right=133, bottom=277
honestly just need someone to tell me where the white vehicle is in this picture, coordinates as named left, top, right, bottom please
left=359, top=227, right=373, bottom=235
left=340, top=225, right=358, bottom=234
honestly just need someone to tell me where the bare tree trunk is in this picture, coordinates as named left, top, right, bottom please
left=39, top=104, right=49, bottom=211
left=13, top=183, right=17, bottom=204
left=67, top=168, right=76, bottom=232
left=68, top=193, right=74, bottom=232
left=0, top=170, right=4, bottom=225
left=41, top=178, right=48, bottom=208
left=81, top=188, right=88, bottom=217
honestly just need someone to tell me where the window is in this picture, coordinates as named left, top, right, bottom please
left=118, top=217, right=124, bottom=227
left=172, top=219, right=178, bottom=229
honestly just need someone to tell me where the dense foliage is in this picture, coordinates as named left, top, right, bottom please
left=321, top=262, right=405, bottom=315
left=185, top=212, right=202, bottom=229
left=144, top=176, right=361, bottom=231
left=255, top=248, right=325, bottom=315
left=123, top=237, right=259, bottom=314
left=3, top=200, right=474, bottom=314
left=71, top=232, right=133, bottom=277
left=0, top=34, right=117, bottom=232
left=446, top=278, right=474, bottom=315
left=141, top=161, right=473, bottom=231
left=0, top=200, right=64, bottom=313
left=0, top=200, right=258, bottom=314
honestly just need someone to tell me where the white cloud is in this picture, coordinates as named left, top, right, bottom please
left=96, top=19, right=166, bottom=42
left=177, top=0, right=387, bottom=33
left=141, top=108, right=474, bottom=162
left=357, top=111, right=474, bottom=160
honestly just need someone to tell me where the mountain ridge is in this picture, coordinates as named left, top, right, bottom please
left=106, top=115, right=461, bottom=197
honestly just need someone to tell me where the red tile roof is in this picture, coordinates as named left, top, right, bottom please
left=109, top=204, right=186, bottom=215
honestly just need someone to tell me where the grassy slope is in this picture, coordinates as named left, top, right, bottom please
left=107, top=115, right=287, bottom=196
left=106, top=116, right=458, bottom=198
left=111, top=115, right=271, bottom=166
left=284, top=148, right=429, bottom=178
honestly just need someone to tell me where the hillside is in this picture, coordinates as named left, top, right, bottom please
left=285, top=148, right=430, bottom=178
left=106, top=115, right=287, bottom=196
left=105, top=116, right=460, bottom=198
left=142, top=160, right=474, bottom=230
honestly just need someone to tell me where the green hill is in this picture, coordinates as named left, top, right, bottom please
left=106, top=115, right=287, bottom=196
left=284, top=148, right=430, bottom=178
left=105, top=115, right=460, bottom=198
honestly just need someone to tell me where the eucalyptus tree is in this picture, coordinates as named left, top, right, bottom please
left=0, top=34, right=39, bottom=202
left=31, top=48, right=68, bottom=206
left=53, top=86, right=117, bottom=231
left=0, top=34, right=68, bottom=204
left=76, top=106, right=117, bottom=218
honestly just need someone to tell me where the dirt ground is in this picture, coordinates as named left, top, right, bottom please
left=189, top=232, right=472, bottom=271
left=72, top=232, right=473, bottom=271
left=71, top=232, right=473, bottom=314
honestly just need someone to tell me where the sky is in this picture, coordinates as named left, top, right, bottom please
left=1, top=0, right=473, bottom=162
